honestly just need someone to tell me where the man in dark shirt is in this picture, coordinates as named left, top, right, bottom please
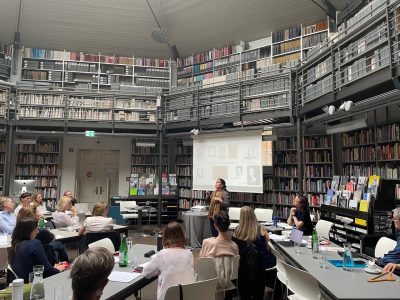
left=287, top=195, right=313, bottom=235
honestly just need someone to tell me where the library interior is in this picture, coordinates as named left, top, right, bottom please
left=1, top=0, right=400, bottom=299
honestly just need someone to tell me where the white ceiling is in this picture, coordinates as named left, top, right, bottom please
left=0, top=0, right=349, bottom=59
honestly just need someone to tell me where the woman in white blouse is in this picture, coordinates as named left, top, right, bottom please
left=78, top=201, right=113, bottom=235
left=52, top=196, right=78, bottom=227
left=142, top=222, right=195, bottom=300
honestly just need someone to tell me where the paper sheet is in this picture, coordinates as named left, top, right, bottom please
left=108, top=271, right=141, bottom=282
left=269, top=234, right=289, bottom=241
left=55, top=235, right=64, bottom=240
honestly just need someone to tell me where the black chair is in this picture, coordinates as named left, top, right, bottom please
left=78, top=231, right=121, bottom=254
left=6, top=265, right=17, bottom=285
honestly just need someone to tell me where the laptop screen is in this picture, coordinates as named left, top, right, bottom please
left=290, top=228, right=304, bottom=244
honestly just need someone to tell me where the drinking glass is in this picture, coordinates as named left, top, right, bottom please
left=28, top=272, right=34, bottom=284
left=54, top=286, right=63, bottom=300
left=112, top=219, right=117, bottom=229
left=319, top=249, right=327, bottom=269
left=294, top=241, right=301, bottom=254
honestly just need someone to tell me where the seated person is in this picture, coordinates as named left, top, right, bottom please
left=200, top=211, right=238, bottom=257
left=14, top=192, right=31, bottom=217
left=17, top=205, right=69, bottom=264
left=64, top=190, right=78, bottom=206
left=8, top=218, right=66, bottom=282
left=52, top=196, right=78, bottom=227
left=233, top=206, right=276, bottom=293
left=287, top=194, right=313, bottom=235
left=142, top=222, right=195, bottom=300
left=380, top=208, right=400, bottom=273
left=32, top=192, right=52, bottom=213
left=71, top=247, right=114, bottom=300
left=0, top=197, right=16, bottom=235
left=78, top=201, right=113, bottom=235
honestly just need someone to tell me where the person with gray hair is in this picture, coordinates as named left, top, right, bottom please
left=0, top=196, right=16, bottom=235
left=381, top=208, right=400, bottom=273
left=71, top=247, right=114, bottom=300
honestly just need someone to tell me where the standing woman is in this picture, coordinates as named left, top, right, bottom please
left=207, top=178, right=230, bottom=237
left=287, top=194, right=313, bottom=235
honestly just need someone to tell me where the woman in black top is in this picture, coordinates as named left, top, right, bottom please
left=287, top=194, right=313, bottom=235
left=206, top=178, right=230, bottom=237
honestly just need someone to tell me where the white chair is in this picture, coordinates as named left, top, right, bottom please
left=164, top=278, right=218, bottom=300
left=270, top=247, right=288, bottom=299
left=315, top=219, right=333, bottom=240
left=119, top=201, right=138, bottom=221
left=281, top=261, right=321, bottom=300
left=228, top=207, right=241, bottom=230
left=88, top=238, right=115, bottom=254
left=375, top=237, right=397, bottom=258
left=197, top=257, right=217, bottom=281
left=254, top=208, right=273, bottom=223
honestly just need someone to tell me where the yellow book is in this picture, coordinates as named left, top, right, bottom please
left=355, top=218, right=367, bottom=226
left=359, top=200, right=369, bottom=212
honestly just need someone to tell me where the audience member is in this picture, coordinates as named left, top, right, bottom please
left=14, top=192, right=31, bottom=216
left=206, top=178, right=230, bottom=237
left=52, top=196, right=78, bottom=227
left=8, top=218, right=66, bottom=282
left=71, top=247, right=114, bottom=300
left=32, top=192, right=52, bottom=213
left=78, top=201, right=113, bottom=235
left=287, top=194, right=313, bottom=235
left=381, top=208, right=400, bottom=273
left=17, top=205, right=69, bottom=264
left=64, top=190, right=78, bottom=206
left=200, top=211, right=238, bottom=257
left=142, top=222, right=195, bottom=300
left=0, top=197, right=16, bottom=235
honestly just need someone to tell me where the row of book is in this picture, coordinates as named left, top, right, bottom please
left=130, top=166, right=168, bottom=174
left=304, top=150, right=332, bottom=163
left=177, top=177, right=192, bottom=187
left=275, top=152, right=297, bottom=164
left=67, top=109, right=112, bottom=120
left=0, top=43, right=12, bottom=55
left=114, top=111, right=155, bottom=122
left=304, top=136, right=331, bottom=149
left=303, top=20, right=328, bottom=35
left=272, top=40, right=301, bottom=56
left=303, top=74, right=332, bottom=102
left=16, top=154, right=58, bottom=164
left=302, top=31, right=328, bottom=49
left=176, top=157, right=192, bottom=164
left=305, top=165, right=332, bottom=178
left=15, top=165, right=58, bottom=176
left=176, top=146, right=192, bottom=155
left=274, top=166, right=298, bottom=177
left=342, top=128, right=375, bottom=146
left=272, top=53, right=301, bottom=65
left=303, top=56, right=332, bottom=85
left=342, top=146, right=375, bottom=162
left=276, top=137, right=297, bottom=150
left=272, top=26, right=301, bottom=43
left=131, top=157, right=168, bottom=164
left=242, top=94, right=289, bottom=112
left=17, top=143, right=59, bottom=153
left=376, top=123, right=400, bottom=141
left=242, top=77, right=289, bottom=97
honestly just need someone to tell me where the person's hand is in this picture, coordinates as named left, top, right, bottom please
left=383, top=263, right=399, bottom=273
left=260, top=225, right=270, bottom=240
left=70, top=206, right=77, bottom=216
left=54, top=263, right=66, bottom=272
left=290, top=207, right=297, bottom=216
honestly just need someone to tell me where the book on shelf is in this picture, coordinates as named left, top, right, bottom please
left=367, top=175, right=380, bottom=197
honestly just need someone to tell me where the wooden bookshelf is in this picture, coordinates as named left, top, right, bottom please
left=130, top=140, right=168, bottom=175
left=175, top=144, right=195, bottom=210
left=15, top=141, right=60, bottom=210
left=21, top=47, right=171, bottom=91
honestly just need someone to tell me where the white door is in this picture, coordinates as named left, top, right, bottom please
left=77, top=150, right=119, bottom=205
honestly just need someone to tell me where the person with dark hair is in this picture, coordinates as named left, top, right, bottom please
left=8, top=218, right=66, bottom=282
left=142, top=222, right=195, bottom=300
left=287, top=194, right=313, bottom=235
left=206, top=178, right=230, bottom=237
left=71, top=247, right=114, bottom=300
left=32, top=192, right=52, bottom=213
left=14, top=192, right=31, bottom=217
left=200, top=211, right=238, bottom=257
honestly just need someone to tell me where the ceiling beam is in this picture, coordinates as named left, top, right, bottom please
left=310, top=0, right=337, bottom=20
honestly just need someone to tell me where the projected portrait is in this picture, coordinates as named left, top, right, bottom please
left=208, top=146, right=216, bottom=158
left=245, top=146, right=258, bottom=159
left=218, top=146, right=227, bottom=159
left=247, top=166, right=260, bottom=185
left=236, top=166, right=243, bottom=177
left=196, top=168, right=204, bottom=179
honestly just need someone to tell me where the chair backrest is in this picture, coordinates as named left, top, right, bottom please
left=6, top=264, right=17, bottom=285
left=315, top=219, right=333, bottom=240
left=119, top=201, right=137, bottom=212
left=78, top=231, right=121, bottom=254
left=164, top=278, right=218, bottom=300
left=197, top=257, right=217, bottom=281
left=75, top=203, right=90, bottom=213
left=228, top=207, right=241, bottom=222
left=88, top=238, right=115, bottom=254
left=375, top=237, right=397, bottom=258
left=50, top=220, right=63, bottom=229
left=270, top=247, right=287, bottom=284
left=254, top=208, right=273, bottom=222
left=281, top=261, right=321, bottom=300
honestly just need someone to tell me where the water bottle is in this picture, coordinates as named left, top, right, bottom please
left=12, top=278, right=24, bottom=300
left=343, top=244, right=354, bottom=272
left=273, top=215, right=278, bottom=227
left=30, top=265, right=45, bottom=300
left=311, top=228, right=319, bottom=259
left=119, top=234, right=128, bottom=267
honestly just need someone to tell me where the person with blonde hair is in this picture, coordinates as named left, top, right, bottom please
left=0, top=196, right=16, bottom=235
left=233, top=206, right=276, bottom=299
left=52, top=196, right=78, bottom=227
left=71, top=247, right=114, bottom=300
left=142, top=222, right=195, bottom=300
left=78, top=201, right=113, bottom=235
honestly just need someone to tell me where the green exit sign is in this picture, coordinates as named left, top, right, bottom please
left=85, top=130, right=95, bottom=137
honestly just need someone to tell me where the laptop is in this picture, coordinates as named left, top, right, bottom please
left=276, top=228, right=304, bottom=247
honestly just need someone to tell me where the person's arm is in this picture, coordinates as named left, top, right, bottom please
left=30, top=240, right=63, bottom=277
left=287, top=207, right=296, bottom=225
left=215, top=191, right=230, bottom=210
left=0, top=214, right=15, bottom=235
left=383, top=262, right=400, bottom=273
left=78, top=225, right=86, bottom=236
left=260, top=225, right=271, bottom=251
left=142, top=252, right=161, bottom=279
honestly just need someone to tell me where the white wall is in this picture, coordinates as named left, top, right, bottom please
left=61, top=136, right=131, bottom=197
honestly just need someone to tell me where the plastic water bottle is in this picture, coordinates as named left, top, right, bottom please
left=311, top=228, right=319, bottom=259
left=273, top=215, right=278, bottom=227
left=12, top=278, right=24, bottom=300
left=343, top=244, right=354, bottom=272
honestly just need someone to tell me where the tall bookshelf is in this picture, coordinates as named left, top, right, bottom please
left=175, top=144, right=193, bottom=211
left=130, top=140, right=168, bottom=175
left=0, top=43, right=12, bottom=82
left=274, top=136, right=298, bottom=220
left=0, top=139, right=6, bottom=195
left=21, top=47, right=171, bottom=91
left=15, top=141, right=61, bottom=210
left=303, top=135, right=333, bottom=206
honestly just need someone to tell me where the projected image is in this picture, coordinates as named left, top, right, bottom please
left=208, top=146, right=216, bottom=158
left=247, top=166, right=261, bottom=185
left=197, top=147, right=205, bottom=159
left=246, top=146, right=258, bottom=159
left=196, top=168, right=204, bottom=179
left=235, top=166, right=243, bottom=177
left=228, top=145, right=238, bottom=159
left=212, top=166, right=228, bottom=179
left=218, top=146, right=227, bottom=159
